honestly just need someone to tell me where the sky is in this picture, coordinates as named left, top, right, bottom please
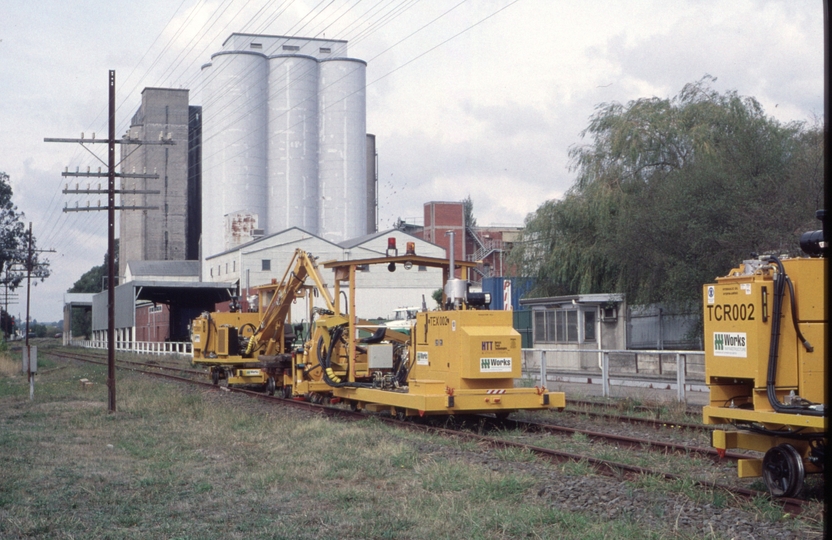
left=0, top=0, right=825, bottom=323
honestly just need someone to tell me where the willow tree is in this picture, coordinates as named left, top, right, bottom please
left=509, top=76, right=824, bottom=308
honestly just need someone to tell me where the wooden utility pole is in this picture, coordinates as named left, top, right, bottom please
left=22, top=223, right=55, bottom=401
left=107, top=70, right=116, bottom=412
left=45, top=70, right=172, bottom=413
left=25, top=222, right=33, bottom=401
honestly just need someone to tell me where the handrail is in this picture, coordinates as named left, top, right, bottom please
left=524, top=347, right=705, bottom=403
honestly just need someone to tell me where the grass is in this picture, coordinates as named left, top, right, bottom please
left=0, top=348, right=824, bottom=539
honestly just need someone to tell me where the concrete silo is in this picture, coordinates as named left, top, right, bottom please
left=267, top=54, right=320, bottom=235
left=199, top=35, right=373, bottom=265
left=318, top=58, right=367, bottom=244
left=366, top=133, right=377, bottom=234
left=200, top=50, right=269, bottom=257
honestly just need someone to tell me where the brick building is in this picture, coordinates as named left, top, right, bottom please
left=414, top=201, right=519, bottom=282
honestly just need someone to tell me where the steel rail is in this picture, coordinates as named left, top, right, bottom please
left=505, top=418, right=749, bottom=463
left=559, top=401, right=710, bottom=432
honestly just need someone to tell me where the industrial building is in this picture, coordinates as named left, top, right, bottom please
left=118, top=88, right=201, bottom=280
left=405, top=201, right=521, bottom=283
left=199, top=33, right=375, bottom=275
left=205, top=227, right=445, bottom=321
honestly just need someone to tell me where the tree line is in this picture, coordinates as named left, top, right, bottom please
left=508, top=76, right=824, bottom=311
left=0, top=172, right=51, bottom=340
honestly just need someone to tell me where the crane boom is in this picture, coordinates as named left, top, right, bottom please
left=246, top=249, right=336, bottom=356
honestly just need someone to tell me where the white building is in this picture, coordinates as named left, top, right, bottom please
left=204, top=228, right=447, bottom=321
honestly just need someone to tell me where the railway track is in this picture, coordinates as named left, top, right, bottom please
left=504, top=417, right=749, bottom=464
left=45, top=348, right=817, bottom=516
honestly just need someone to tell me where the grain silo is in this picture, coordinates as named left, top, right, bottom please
left=200, top=50, right=268, bottom=256
left=318, top=58, right=367, bottom=244
left=199, top=34, right=372, bottom=264
left=267, top=54, right=320, bottom=234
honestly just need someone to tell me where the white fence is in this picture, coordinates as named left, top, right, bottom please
left=71, top=339, right=192, bottom=356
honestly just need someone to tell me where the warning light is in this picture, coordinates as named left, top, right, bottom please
left=386, top=237, right=398, bottom=257
left=405, top=242, right=416, bottom=256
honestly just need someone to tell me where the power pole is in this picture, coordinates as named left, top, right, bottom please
left=23, top=222, right=55, bottom=401
left=45, top=70, right=173, bottom=413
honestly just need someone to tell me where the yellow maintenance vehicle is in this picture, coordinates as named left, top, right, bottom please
left=191, top=241, right=564, bottom=418
left=702, top=210, right=827, bottom=497
left=191, top=248, right=333, bottom=394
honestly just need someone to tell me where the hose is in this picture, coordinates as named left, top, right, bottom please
left=764, top=256, right=823, bottom=417
left=317, top=326, right=372, bottom=389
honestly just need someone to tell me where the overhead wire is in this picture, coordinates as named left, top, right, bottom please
left=37, top=0, right=202, bottom=254
left=197, top=0, right=501, bottom=184
left=38, top=0, right=521, bottom=281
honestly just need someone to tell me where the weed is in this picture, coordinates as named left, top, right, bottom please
left=494, top=446, right=537, bottom=463
left=0, top=352, right=20, bottom=377
left=561, top=459, right=594, bottom=476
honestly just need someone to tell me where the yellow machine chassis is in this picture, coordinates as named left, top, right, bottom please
left=333, top=384, right=565, bottom=417
left=707, top=403, right=826, bottom=479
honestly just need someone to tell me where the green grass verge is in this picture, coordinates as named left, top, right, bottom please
left=0, top=351, right=820, bottom=539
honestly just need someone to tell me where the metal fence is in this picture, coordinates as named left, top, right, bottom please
left=523, top=347, right=706, bottom=403
left=627, top=305, right=701, bottom=350
left=71, top=339, right=192, bottom=356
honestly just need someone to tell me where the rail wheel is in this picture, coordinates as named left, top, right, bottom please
left=266, top=376, right=276, bottom=396
left=212, top=368, right=219, bottom=385
left=762, top=443, right=805, bottom=498
left=281, top=385, right=293, bottom=399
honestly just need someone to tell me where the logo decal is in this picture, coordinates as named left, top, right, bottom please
left=713, top=332, right=747, bottom=358
left=480, top=357, right=512, bottom=373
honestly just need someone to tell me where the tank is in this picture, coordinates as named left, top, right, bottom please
left=317, top=58, right=367, bottom=243
left=200, top=51, right=268, bottom=257
left=267, top=55, right=320, bottom=235
left=366, top=134, right=377, bottom=233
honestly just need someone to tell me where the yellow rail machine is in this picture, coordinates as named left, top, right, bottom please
left=295, top=238, right=564, bottom=417
left=702, top=210, right=827, bottom=497
left=192, top=240, right=565, bottom=418
left=191, top=249, right=334, bottom=393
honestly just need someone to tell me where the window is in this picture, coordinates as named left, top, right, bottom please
left=319, top=47, right=331, bottom=53
left=283, top=45, right=300, bottom=51
left=232, top=260, right=236, bottom=272
left=533, top=309, right=585, bottom=343
left=225, top=263, right=229, bottom=274
left=250, top=43, right=263, bottom=49
left=418, top=265, right=427, bottom=271
left=584, top=311, right=596, bottom=341
left=262, top=259, right=271, bottom=271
